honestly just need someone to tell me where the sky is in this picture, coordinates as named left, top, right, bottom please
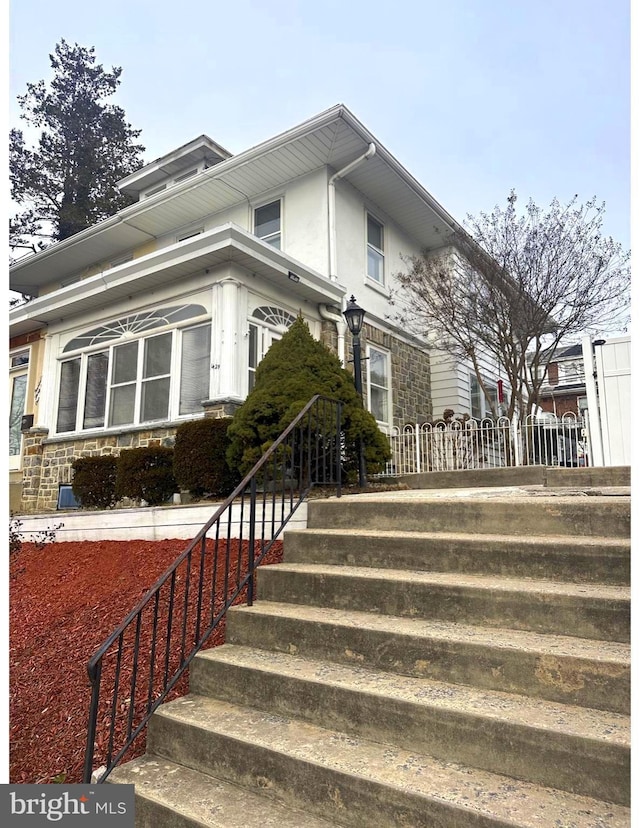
left=8, top=0, right=632, bottom=250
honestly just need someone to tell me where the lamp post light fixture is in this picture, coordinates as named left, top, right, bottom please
left=343, top=295, right=367, bottom=487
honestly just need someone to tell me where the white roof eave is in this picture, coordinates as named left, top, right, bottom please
left=9, top=223, right=346, bottom=336
left=10, top=104, right=461, bottom=293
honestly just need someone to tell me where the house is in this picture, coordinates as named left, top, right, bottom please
left=531, top=343, right=588, bottom=417
left=9, top=104, right=505, bottom=514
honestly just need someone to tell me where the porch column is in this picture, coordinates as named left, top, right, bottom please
left=209, top=276, right=244, bottom=407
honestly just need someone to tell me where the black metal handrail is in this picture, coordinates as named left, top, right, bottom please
left=83, top=395, right=342, bottom=783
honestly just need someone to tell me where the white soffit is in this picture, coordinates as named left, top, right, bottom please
left=10, top=105, right=459, bottom=292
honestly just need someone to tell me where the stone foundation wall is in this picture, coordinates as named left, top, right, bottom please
left=20, top=426, right=179, bottom=514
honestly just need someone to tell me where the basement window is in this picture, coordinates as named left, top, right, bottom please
left=57, top=484, right=80, bottom=510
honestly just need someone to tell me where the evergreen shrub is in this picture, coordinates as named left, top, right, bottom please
left=173, top=418, right=240, bottom=498
left=71, top=455, right=118, bottom=509
left=226, top=316, right=391, bottom=482
left=115, top=446, right=176, bottom=506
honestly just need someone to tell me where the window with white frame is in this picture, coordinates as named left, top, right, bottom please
left=55, top=306, right=211, bottom=434
left=367, top=345, right=391, bottom=427
left=247, top=305, right=296, bottom=392
left=557, top=359, right=585, bottom=385
left=366, top=213, right=385, bottom=284
left=254, top=200, right=282, bottom=249
left=10, top=348, right=30, bottom=466
left=470, top=372, right=498, bottom=419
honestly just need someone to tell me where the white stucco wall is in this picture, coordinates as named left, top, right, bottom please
left=332, top=178, right=423, bottom=319
left=16, top=501, right=309, bottom=543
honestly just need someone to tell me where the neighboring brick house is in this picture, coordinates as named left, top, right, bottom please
left=9, top=105, right=503, bottom=513
left=532, top=343, right=587, bottom=417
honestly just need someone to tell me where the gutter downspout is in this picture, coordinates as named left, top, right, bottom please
left=319, top=303, right=347, bottom=366
left=328, top=143, right=376, bottom=282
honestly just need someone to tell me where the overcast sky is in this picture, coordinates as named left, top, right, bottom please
left=9, top=0, right=631, bottom=250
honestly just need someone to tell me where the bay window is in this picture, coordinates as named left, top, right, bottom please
left=56, top=320, right=211, bottom=433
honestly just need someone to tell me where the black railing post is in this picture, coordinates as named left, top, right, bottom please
left=336, top=401, right=343, bottom=497
left=83, top=661, right=102, bottom=783
left=82, top=395, right=341, bottom=783
left=247, top=476, right=257, bottom=606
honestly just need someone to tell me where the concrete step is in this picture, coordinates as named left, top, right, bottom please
left=145, top=695, right=630, bottom=825
left=283, top=528, right=630, bottom=585
left=226, top=602, right=630, bottom=714
left=190, top=644, right=629, bottom=804
left=398, top=465, right=631, bottom=490
left=108, top=755, right=338, bottom=828
left=307, top=494, right=631, bottom=537
left=256, top=563, right=630, bottom=642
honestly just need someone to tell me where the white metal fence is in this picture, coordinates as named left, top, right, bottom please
left=386, top=413, right=588, bottom=475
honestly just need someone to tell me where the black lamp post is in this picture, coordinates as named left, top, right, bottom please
left=343, top=295, right=367, bottom=487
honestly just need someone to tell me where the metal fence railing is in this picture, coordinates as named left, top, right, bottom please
left=386, top=413, right=588, bottom=476
left=83, top=395, right=342, bottom=784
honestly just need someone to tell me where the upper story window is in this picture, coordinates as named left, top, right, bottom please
left=557, top=359, right=585, bottom=385
left=254, top=200, right=282, bottom=249
left=366, top=213, right=385, bottom=284
left=367, top=345, right=391, bottom=428
left=56, top=306, right=211, bottom=434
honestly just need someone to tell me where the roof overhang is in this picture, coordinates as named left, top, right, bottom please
left=116, top=134, right=233, bottom=198
left=9, top=223, right=346, bottom=337
left=10, top=104, right=461, bottom=296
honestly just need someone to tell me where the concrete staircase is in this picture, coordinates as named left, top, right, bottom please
left=111, top=483, right=631, bottom=827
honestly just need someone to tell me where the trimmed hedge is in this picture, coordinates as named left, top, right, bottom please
left=173, top=418, right=239, bottom=499
left=71, top=456, right=118, bottom=509
left=115, top=446, right=177, bottom=506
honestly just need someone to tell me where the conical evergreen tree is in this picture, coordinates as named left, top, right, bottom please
left=227, top=316, right=390, bottom=480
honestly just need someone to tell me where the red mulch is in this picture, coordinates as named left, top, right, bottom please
left=9, top=538, right=283, bottom=784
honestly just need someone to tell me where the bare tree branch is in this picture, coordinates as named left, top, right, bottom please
left=391, top=191, right=630, bottom=421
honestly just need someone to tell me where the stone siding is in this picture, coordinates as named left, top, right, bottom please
left=20, top=426, right=178, bottom=514
left=344, top=323, right=432, bottom=425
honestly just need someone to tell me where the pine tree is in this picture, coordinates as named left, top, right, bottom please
left=10, top=39, right=144, bottom=249
left=226, top=317, right=391, bottom=482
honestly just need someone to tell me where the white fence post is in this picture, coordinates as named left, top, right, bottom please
left=512, top=418, right=522, bottom=466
